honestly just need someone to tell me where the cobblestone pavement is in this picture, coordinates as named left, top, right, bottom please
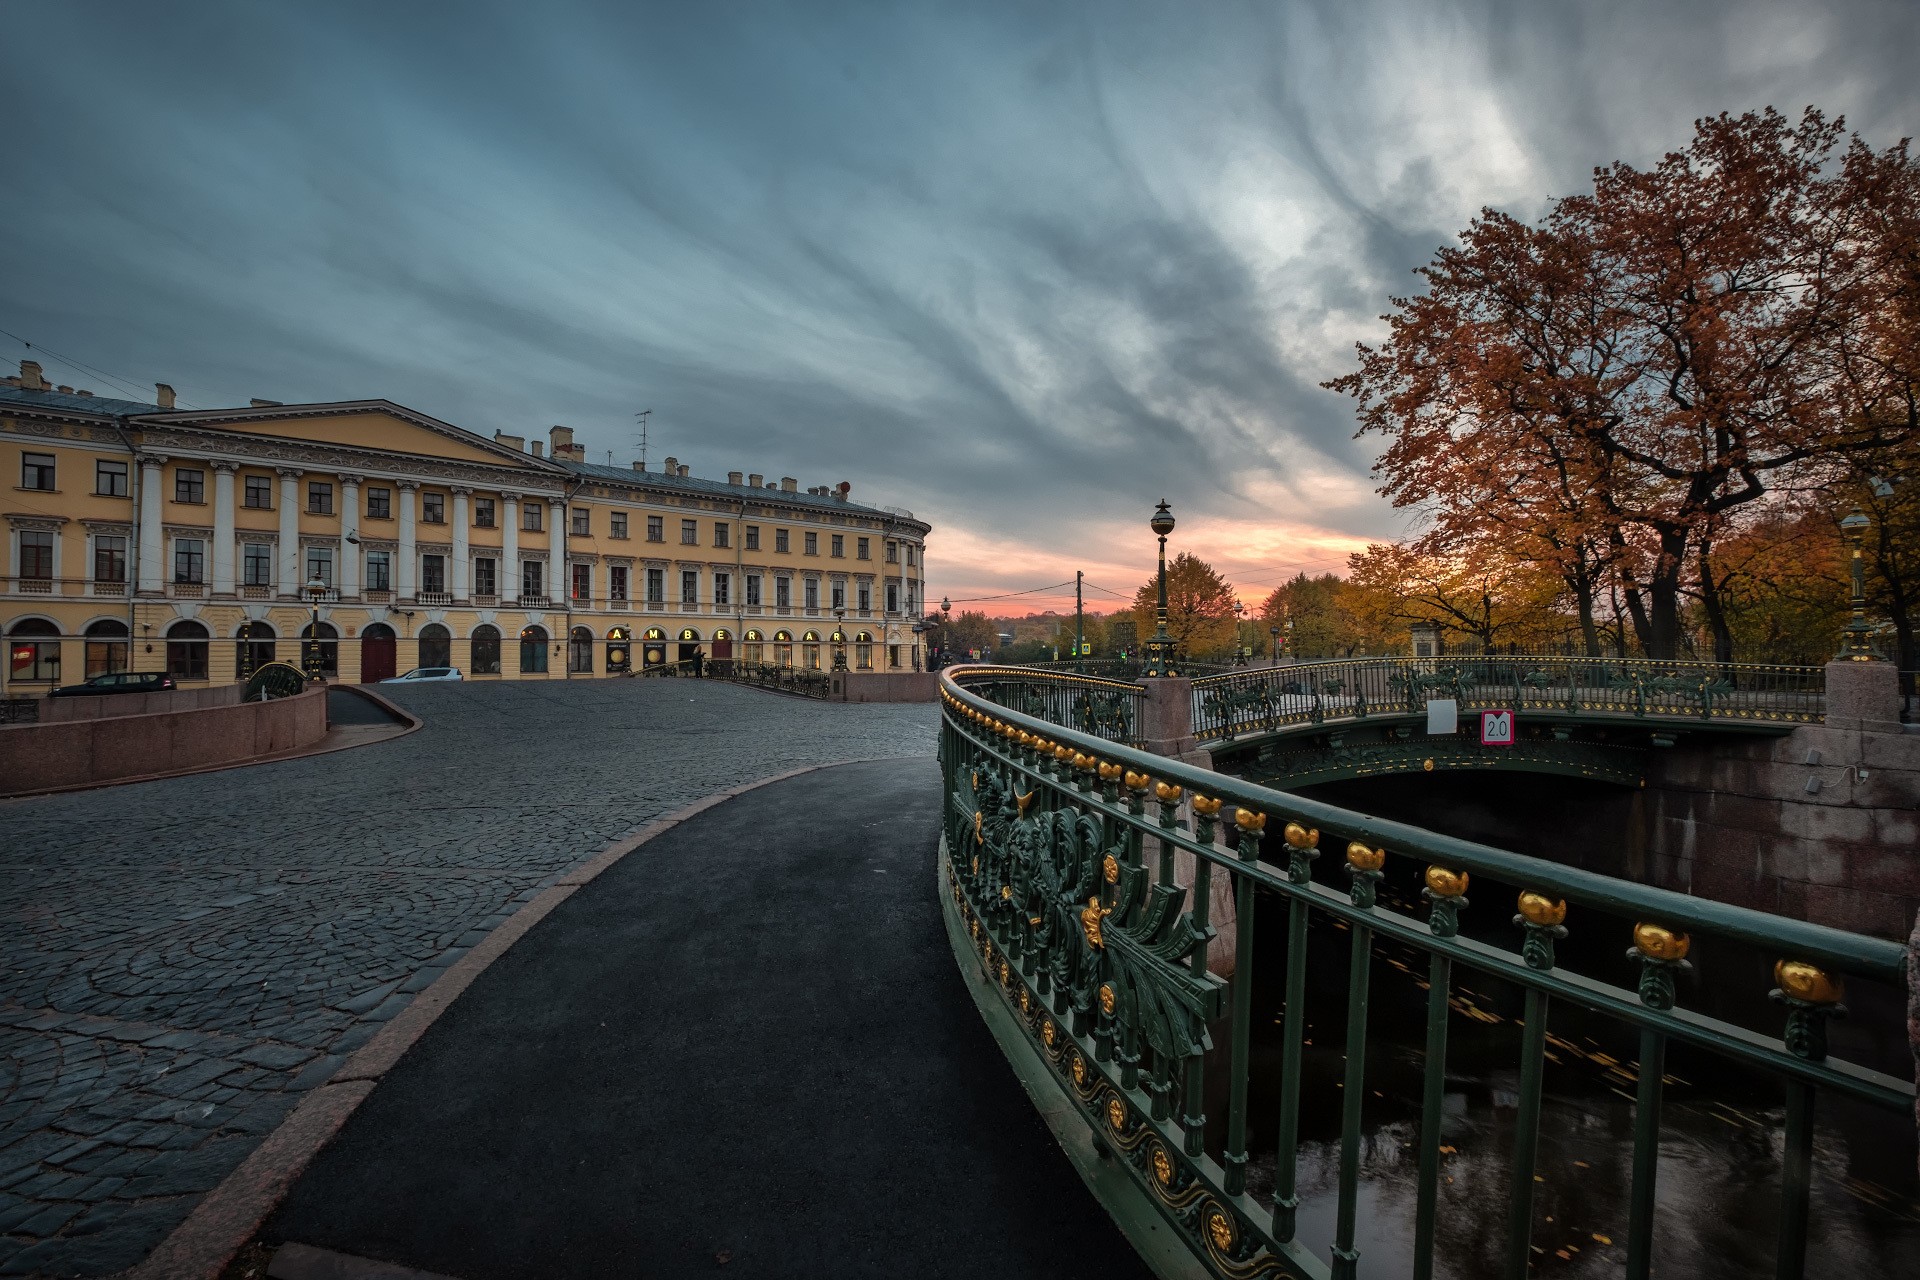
left=0, top=681, right=937, bottom=1277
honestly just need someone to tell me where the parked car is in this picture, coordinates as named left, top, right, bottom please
left=381, top=667, right=464, bottom=683
left=48, top=672, right=177, bottom=698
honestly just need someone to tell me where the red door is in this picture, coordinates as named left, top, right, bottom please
left=361, top=625, right=397, bottom=682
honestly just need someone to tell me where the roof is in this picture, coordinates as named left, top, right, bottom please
left=0, top=384, right=160, bottom=418
left=556, top=458, right=924, bottom=527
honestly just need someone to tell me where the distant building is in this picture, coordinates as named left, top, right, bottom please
left=1, top=361, right=930, bottom=690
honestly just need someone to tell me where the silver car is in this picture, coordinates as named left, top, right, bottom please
left=381, top=667, right=464, bottom=683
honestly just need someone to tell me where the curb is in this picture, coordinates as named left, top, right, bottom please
left=122, top=760, right=870, bottom=1280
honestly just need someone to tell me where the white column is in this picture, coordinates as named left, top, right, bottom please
left=340, top=474, right=362, bottom=599
left=451, top=488, right=471, bottom=600
left=211, top=463, right=237, bottom=595
left=397, top=481, right=418, bottom=600
left=502, top=493, right=520, bottom=602
left=548, top=500, right=565, bottom=602
left=277, top=469, right=300, bottom=596
left=138, top=454, right=167, bottom=594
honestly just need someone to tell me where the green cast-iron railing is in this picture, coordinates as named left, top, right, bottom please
left=1192, top=656, right=1827, bottom=744
left=963, top=667, right=1147, bottom=747
left=938, top=664, right=1911, bottom=1280
left=1010, top=657, right=1234, bottom=681
left=640, top=659, right=833, bottom=699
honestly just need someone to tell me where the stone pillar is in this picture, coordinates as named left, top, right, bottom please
left=396, top=481, right=418, bottom=600
left=1138, top=677, right=1211, bottom=768
left=339, top=474, right=361, bottom=599
left=137, top=455, right=166, bottom=594
left=450, top=488, right=471, bottom=600
left=211, top=463, right=237, bottom=595
left=501, top=493, right=520, bottom=603
left=548, top=500, right=565, bottom=602
left=276, top=469, right=300, bottom=596
left=1825, top=659, right=1903, bottom=735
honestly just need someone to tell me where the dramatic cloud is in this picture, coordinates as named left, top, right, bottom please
left=4, top=0, right=1915, bottom=612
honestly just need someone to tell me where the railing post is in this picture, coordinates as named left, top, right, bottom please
left=1823, top=658, right=1901, bottom=734
left=1138, top=676, right=1211, bottom=768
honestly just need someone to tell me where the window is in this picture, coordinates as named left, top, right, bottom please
left=19, top=531, right=54, bottom=580
left=831, top=583, right=845, bottom=610
left=571, top=563, right=591, bottom=602
left=610, top=565, right=629, bottom=600
left=680, top=519, right=698, bottom=545
left=681, top=570, right=698, bottom=606
left=165, top=620, right=209, bottom=680
left=714, top=572, right=731, bottom=608
left=474, top=497, right=495, bottom=527
left=244, top=544, right=273, bottom=587
left=804, top=579, right=819, bottom=611
left=569, top=626, right=594, bottom=674
left=887, top=583, right=900, bottom=613
left=646, top=568, right=665, bottom=605
left=470, top=624, right=501, bottom=674
left=610, top=512, right=628, bottom=539
left=236, top=621, right=276, bottom=675
left=96, top=460, right=128, bottom=497
left=173, top=539, right=205, bottom=584
left=858, top=584, right=871, bottom=612
left=245, top=475, right=273, bottom=508
left=84, top=619, right=129, bottom=678
left=831, top=534, right=845, bottom=558
left=365, top=550, right=391, bottom=591
left=422, top=493, right=445, bottom=523
left=307, top=482, right=333, bottom=515
left=745, top=525, right=760, bottom=550
left=93, top=536, right=127, bottom=584
left=886, top=541, right=898, bottom=564
left=776, top=576, right=791, bottom=608
left=519, top=625, right=549, bottom=674
left=174, top=469, right=205, bottom=503
left=572, top=508, right=590, bottom=536
left=421, top=554, right=445, bottom=594
left=305, top=546, right=333, bottom=587
left=857, top=537, right=870, bottom=560
left=647, top=515, right=664, bottom=542
left=907, top=545, right=916, bottom=567
left=366, top=486, right=391, bottom=518
left=8, top=619, right=61, bottom=682
left=855, top=632, right=874, bottom=670
left=804, top=531, right=818, bottom=556
left=302, top=621, right=339, bottom=676
left=746, top=576, right=761, bottom=607
left=521, top=559, right=544, bottom=597
left=21, top=453, right=55, bottom=490
left=714, top=522, right=730, bottom=549
left=776, top=528, right=790, bottom=553
left=419, top=623, right=451, bottom=669
left=473, top=557, right=495, bottom=596
left=889, top=644, right=901, bottom=670
left=523, top=504, right=542, bottom=532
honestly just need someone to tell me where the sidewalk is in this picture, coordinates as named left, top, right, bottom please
left=259, top=759, right=1151, bottom=1279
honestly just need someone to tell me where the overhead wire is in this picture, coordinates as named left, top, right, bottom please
left=0, top=326, right=199, bottom=409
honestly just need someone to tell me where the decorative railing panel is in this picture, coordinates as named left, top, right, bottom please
left=642, top=660, right=831, bottom=699
left=962, top=667, right=1147, bottom=747
left=939, top=667, right=1910, bottom=1280
left=1192, top=656, right=1826, bottom=744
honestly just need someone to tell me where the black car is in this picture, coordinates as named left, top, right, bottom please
left=48, top=672, right=177, bottom=698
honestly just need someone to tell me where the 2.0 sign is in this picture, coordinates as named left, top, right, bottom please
left=1479, top=709, right=1516, bottom=746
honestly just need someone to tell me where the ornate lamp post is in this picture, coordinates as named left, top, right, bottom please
left=1837, top=508, right=1881, bottom=660
left=832, top=604, right=849, bottom=672
left=1269, top=624, right=1280, bottom=665
left=238, top=618, right=257, bottom=680
left=303, top=575, right=328, bottom=679
left=1144, top=499, right=1177, bottom=677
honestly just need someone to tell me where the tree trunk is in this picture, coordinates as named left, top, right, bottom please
left=1695, top=540, right=1736, bottom=665
left=1608, top=528, right=1656, bottom=656
left=1641, top=530, right=1690, bottom=660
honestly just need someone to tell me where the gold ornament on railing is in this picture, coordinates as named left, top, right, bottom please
left=1283, top=822, right=1319, bottom=849
left=1345, top=841, right=1385, bottom=907
left=1097, top=761, right=1124, bottom=782
left=1155, top=781, right=1184, bottom=805
left=1629, top=922, right=1692, bottom=1010
left=1514, top=892, right=1569, bottom=970
left=1124, top=770, right=1152, bottom=792
left=1233, top=808, right=1266, bottom=833
left=1772, top=959, right=1847, bottom=1061
left=1192, top=794, right=1223, bottom=817
left=1423, top=865, right=1469, bottom=937
left=1344, top=842, right=1386, bottom=872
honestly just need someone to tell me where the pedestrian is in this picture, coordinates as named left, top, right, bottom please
left=691, top=648, right=705, bottom=678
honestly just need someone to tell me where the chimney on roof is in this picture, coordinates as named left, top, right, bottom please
left=727, top=471, right=744, bottom=485
left=155, top=383, right=175, bottom=409
left=530, top=440, right=544, bottom=458
left=662, top=457, right=678, bottom=475
left=56, top=385, right=73, bottom=394
left=494, top=430, right=524, bottom=451
left=834, top=481, right=851, bottom=502
left=550, top=425, right=574, bottom=457
left=781, top=476, right=798, bottom=492
left=77, top=389, right=93, bottom=398
left=677, top=464, right=689, bottom=477
left=250, top=398, right=282, bottom=408
left=632, top=460, right=646, bottom=471
left=20, top=360, right=45, bottom=391
left=748, top=473, right=762, bottom=488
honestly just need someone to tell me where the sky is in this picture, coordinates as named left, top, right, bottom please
left=4, top=0, right=1917, bottom=616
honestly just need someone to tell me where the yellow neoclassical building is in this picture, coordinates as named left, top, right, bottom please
left=1, top=361, right=932, bottom=692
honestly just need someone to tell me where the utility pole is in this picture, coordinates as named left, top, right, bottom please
left=1075, top=571, right=1084, bottom=666
left=634, top=409, right=653, bottom=471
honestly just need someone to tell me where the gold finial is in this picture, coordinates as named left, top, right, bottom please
left=1283, top=822, right=1320, bottom=848
left=1192, top=794, right=1224, bottom=817
left=1516, top=892, right=1567, bottom=927
left=1053, top=744, right=1072, bottom=762
left=1124, top=770, right=1152, bottom=791
left=1097, top=761, right=1123, bottom=781
left=1346, top=842, right=1386, bottom=872
left=1632, top=923, right=1690, bottom=962
left=1774, top=959, right=1844, bottom=1004
left=1234, top=808, right=1267, bottom=833
left=1098, top=983, right=1116, bottom=1015
left=1154, top=781, right=1184, bottom=804
left=1425, top=866, right=1469, bottom=898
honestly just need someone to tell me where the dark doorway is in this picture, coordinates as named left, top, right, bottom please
left=677, top=643, right=700, bottom=665
left=361, top=623, right=397, bottom=683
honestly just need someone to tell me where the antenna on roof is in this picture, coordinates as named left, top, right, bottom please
left=634, top=408, right=653, bottom=471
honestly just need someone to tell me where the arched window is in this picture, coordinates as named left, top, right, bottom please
left=83, top=619, right=129, bottom=678
left=802, top=630, right=821, bottom=671
left=855, top=631, right=874, bottom=671
left=520, top=625, right=549, bottom=674
left=470, top=624, right=501, bottom=675
left=569, top=626, right=594, bottom=674
left=773, top=629, right=793, bottom=668
left=743, top=629, right=763, bottom=666
left=236, top=621, right=277, bottom=676
left=641, top=627, right=666, bottom=668
left=298, top=621, right=338, bottom=676
left=165, top=620, right=210, bottom=681
left=8, top=618, right=61, bottom=683
left=606, top=626, right=631, bottom=673
left=419, top=623, right=451, bottom=670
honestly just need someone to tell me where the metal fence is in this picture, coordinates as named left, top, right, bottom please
left=953, top=664, right=1147, bottom=747
left=939, top=667, right=1911, bottom=1280
left=640, top=660, right=832, bottom=699
left=0, top=699, right=38, bottom=725
left=1191, top=656, right=1827, bottom=743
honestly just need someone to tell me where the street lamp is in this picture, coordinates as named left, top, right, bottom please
left=1837, top=508, right=1881, bottom=660
left=1144, top=499, right=1177, bottom=677
left=239, top=617, right=257, bottom=680
left=832, top=604, right=849, bottom=672
left=303, top=575, right=328, bottom=680
left=1269, top=624, right=1280, bottom=664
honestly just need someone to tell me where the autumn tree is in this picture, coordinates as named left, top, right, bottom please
left=1131, top=553, right=1238, bottom=659
left=1345, top=542, right=1571, bottom=654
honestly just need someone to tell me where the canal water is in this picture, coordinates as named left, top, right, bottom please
left=1197, top=773, right=1920, bottom=1279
